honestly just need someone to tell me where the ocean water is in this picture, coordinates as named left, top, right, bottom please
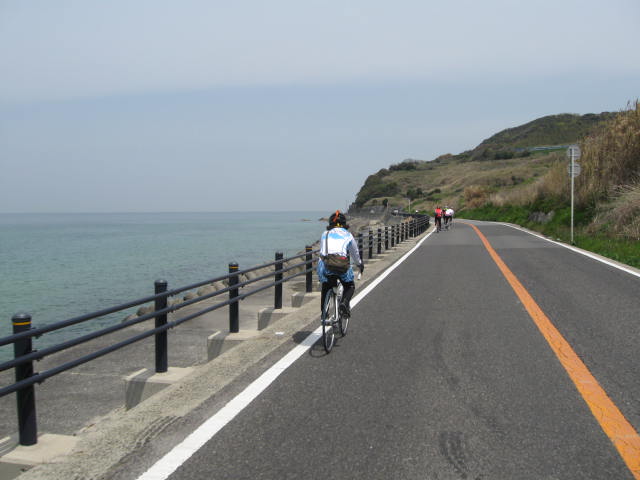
left=0, top=212, right=325, bottom=361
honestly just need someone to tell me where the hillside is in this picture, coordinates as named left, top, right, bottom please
left=352, top=102, right=639, bottom=266
left=468, top=112, right=615, bottom=161
left=353, top=111, right=615, bottom=212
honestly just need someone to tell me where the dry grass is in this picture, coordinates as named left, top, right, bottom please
left=464, top=185, right=492, bottom=209
left=587, top=183, right=640, bottom=239
left=577, top=101, right=640, bottom=207
left=371, top=152, right=559, bottom=212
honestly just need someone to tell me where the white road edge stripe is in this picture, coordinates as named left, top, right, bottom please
left=137, top=229, right=435, bottom=480
left=499, top=222, right=640, bottom=279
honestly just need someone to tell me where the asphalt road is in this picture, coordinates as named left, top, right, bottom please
left=121, top=221, right=639, bottom=480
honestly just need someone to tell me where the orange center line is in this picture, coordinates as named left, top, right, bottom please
left=464, top=222, right=640, bottom=478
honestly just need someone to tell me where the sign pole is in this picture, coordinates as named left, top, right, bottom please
left=571, top=150, right=574, bottom=244
left=567, top=145, right=580, bottom=245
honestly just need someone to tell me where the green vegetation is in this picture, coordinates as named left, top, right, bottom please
left=463, top=203, right=640, bottom=267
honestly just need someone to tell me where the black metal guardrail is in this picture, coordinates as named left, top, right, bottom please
left=0, top=215, right=429, bottom=446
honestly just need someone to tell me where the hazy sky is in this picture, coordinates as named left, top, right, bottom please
left=1, top=0, right=638, bottom=213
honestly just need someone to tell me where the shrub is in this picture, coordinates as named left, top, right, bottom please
left=389, top=160, right=420, bottom=171
left=464, top=185, right=492, bottom=209
left=354, top=175, right=400, bottom=206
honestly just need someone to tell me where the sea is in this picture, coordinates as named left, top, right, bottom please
left=0, top=211, right=325, bottom=361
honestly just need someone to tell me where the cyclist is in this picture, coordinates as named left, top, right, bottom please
left=434, top=206, right=443, bottom=232
left=444, top=206, right=454, bottom=228
left=317, top=211, right=363, bottom=319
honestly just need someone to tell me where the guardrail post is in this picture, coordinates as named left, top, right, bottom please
left=275, top=252, right=283, bottom=309
left=154, top=279, right=168, bottom=373
left=368, top=229, right=373, bottom=259
left=305, top=246, right=313, bottom=293
left=229, top=263, right=239, bottom=333
left=12, top=313, right=37, bottom=446
left=357, top=233, right=364, bottom=262
left=385, top=226, right=389, bottom=250
left=377, top=228, right=382, bottom=254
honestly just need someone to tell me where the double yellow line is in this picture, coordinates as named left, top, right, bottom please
left=466, top=222, right=640, bottom=479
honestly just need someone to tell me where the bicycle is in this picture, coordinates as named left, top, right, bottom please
left=321, top=276, right=350, bottom=353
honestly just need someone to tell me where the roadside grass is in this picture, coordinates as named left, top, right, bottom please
left=462, top=204, right=640, bottom=268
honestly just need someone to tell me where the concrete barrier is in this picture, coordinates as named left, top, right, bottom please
left=124, top=367, right=194, bottom=410
left=206, top=330, right=261, bottom=361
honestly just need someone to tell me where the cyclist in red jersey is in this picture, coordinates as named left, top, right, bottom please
left=434, top=206, right=443, bottom=232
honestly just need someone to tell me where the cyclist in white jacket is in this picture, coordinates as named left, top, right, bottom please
left=444, top=207, right=454, bottom=228
left=317, top=211, right=363, bottom=318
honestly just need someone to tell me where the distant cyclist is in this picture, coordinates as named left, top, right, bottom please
left=444, top=207, right=455, bottom=225
left=444, top=207, right=455, bottom=228
left=434, top=206, right=443, bottom=232
left=317, top=211, right=363, bottom=319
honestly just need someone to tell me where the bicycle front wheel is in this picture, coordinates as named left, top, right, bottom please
left=321, top=290, right=336, bottom=353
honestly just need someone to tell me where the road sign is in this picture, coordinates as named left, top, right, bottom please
left=567, top=162, right=581, bottom=177
left=567, top=145, right=581, bottom=159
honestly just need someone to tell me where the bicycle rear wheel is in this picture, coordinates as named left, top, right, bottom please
left=321, top=290, right=336, bottom=353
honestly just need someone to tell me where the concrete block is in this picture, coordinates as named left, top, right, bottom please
left=290, top=281, right=320, bottom=293
left=0, top=433, right=78, bottom=466
left=291, top=291, right=321, bottom=308
left=0, top=461, right=27, bottom=480
left=124, top=366, right=194, bottom=410
left=207, top=330, right=260, bottom=361
left=257, top=307, right=295, bottom=330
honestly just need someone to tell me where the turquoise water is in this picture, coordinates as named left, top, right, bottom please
left=0, top=212, right=324, bottom=360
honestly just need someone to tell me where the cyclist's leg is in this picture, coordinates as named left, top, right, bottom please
left=320, top=277, right=338, bottom=314
left=340, top=280, right=355, bottom=317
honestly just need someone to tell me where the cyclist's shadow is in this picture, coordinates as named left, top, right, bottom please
left=292, top=331, right=340, bottom=357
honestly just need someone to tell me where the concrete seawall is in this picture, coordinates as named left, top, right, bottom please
left=0, top=215, right=427, bottom=480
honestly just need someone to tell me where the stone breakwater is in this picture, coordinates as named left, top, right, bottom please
left=125, top=212, right=403, bottom=321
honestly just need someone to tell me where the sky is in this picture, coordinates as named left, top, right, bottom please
left=1, top=0, right=639, bottom=213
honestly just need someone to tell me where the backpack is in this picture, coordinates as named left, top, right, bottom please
left=322, top=230, right=350, bottom=274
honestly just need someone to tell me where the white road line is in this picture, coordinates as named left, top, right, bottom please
left=137, top=229, right=435, bottom=480
left=498, top=222, right=640, bottom=279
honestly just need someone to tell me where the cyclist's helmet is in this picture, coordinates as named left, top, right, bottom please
left=328, top=210, right=348, bottom=229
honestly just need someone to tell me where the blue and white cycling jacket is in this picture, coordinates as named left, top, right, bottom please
left=317, top=227, right=362, bottom=283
